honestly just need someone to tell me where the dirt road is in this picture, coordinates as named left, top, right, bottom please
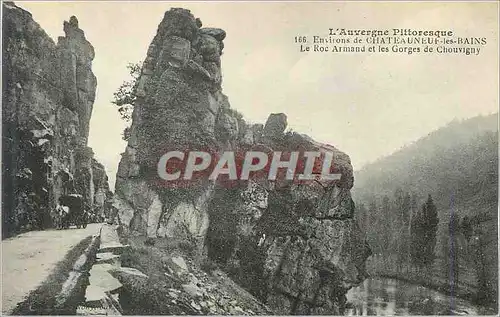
left=1, top=224, right=102, bottom=314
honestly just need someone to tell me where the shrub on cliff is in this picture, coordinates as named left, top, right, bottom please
left=112, top=62, right=142, bottom=140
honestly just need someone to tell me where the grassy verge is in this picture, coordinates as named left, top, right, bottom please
left=10, top=236, right=93, bottom=315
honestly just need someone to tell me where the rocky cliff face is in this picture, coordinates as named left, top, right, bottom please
left=113, top=7, right=370, bottom=314
left=206, top=123, right=371, bottom=314
left=2, top=2, right=112, bottom=238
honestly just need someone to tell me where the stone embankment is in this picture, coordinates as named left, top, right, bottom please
left=76, top=224, right=272, bottom=315
left=76, top=224, right=136, bottom=315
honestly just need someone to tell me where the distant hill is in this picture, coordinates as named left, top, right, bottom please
left=353, top=113, right=498, bottom=217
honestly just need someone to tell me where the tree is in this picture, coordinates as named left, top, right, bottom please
left=460, top=215, right=473, bottom=242
left=355, top=202, right=368, bottom=233
left=447, top=211, right=461, bottom=295
left=410, top=194, right=439, bottom=269
left=366, top=199, right=381, bottom=254
left=392, top=190, right=411, bottom=273
left=381, top=195, right=392, bottom=250
left=112, top=62, right=142, bottom=123
left=471, top=228, right=490, bottom=304
left=401, top=192, right=412, bottom=226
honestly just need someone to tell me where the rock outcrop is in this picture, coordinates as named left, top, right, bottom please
left=114, top=8, right=230, bottom=247
left=206, top=129, right=371, bottom=314
left=2, top=2, right=112, bottom=238
left=113, top=7, right=370, bottom=314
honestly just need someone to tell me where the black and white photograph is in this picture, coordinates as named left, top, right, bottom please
left=1, top=1, right=498, bottom=315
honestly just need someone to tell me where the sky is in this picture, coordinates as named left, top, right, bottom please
left=17, top=1, right=499, bottom=190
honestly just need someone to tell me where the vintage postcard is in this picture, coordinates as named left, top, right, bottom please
left=1, top=1, right=498, bottom=315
